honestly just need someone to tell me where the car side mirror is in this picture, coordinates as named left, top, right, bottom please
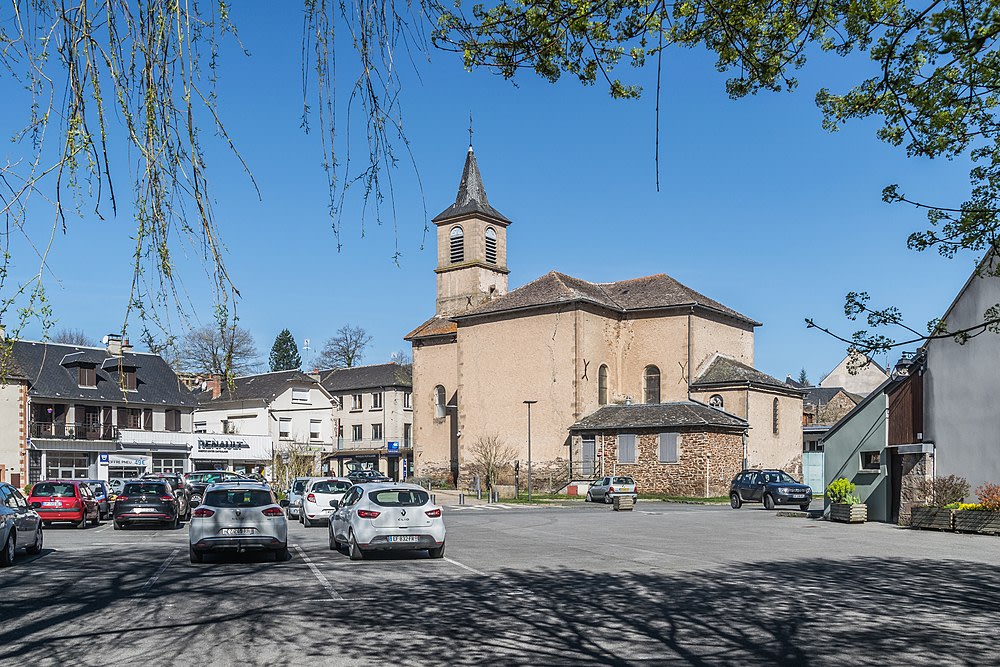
left=329, top=499, right=339, bottom=508
left=279, top=499, right=289, bottom=508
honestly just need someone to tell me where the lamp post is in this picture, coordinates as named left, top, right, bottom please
left=523, top=400, right=537, bottom=502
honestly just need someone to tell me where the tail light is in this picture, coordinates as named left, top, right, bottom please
left=261, top=507, right=284, bottom=517
left=357, top=509, right=380, bottom=519
left=425, top=508, right=442, bottom=518
left=66, top=498, right=80, bottom=508
left=307, top=493, right=316, bottom=503
left=115, top=496, right=128, bottom=503
left=192, top=508, right=215, bottom=518
left=160, top=496, right=174, bottom=502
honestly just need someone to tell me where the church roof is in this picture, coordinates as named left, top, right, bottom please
left=569, top=401, right=748, bottom=431
left=453, top=271, right=760, bottom=325
left=432, top=147, right=511, bottom=224
left=404, top=316, right=458, bottom=341
left=692, top=356, right=801, bottom=393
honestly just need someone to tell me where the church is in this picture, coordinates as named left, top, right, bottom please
left=405, top=146, right=803, bottom=497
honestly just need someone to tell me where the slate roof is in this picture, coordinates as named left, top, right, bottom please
left=196, top=369, right=322, bottom=406
left=569, top=401, right=748, bottom=431
left=9, top=340, right=197, bottom=406
left=802, top=386, right=857, bottom=408
left=693, top=356, right=800, bottom=393
left=432, top=147, right=511, bottom=224
left=317, top=363, right=412, bottom=393
left=404, top=316, right=458, bottom=341
left=452, top=271, right=760, bottom=325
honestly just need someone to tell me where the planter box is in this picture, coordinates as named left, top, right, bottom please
left=910, top=507, right=955, bottom=531
left=954, top=510, right=1000, bottom=535
left=612, top=496, right=635, bottom=511
left=830, top=503, right=867, bottom=524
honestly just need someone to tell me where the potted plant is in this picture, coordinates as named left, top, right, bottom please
left=909, top=475, right=969, bottom=530
left=953, top=483, right=1000, bottom=535
left=826, top=478, right=867, bottom=523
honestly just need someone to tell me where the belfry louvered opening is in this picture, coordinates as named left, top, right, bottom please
left=485, top=227, right=497, bottom=264
left=450, top=226, right=465, bottom=263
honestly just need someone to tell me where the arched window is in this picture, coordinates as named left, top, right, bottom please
left=709, top=394, right=724, bottom=409
left=644, top=365, right=660, bottom=404
left=772, top=398, right=780, bottom=434
left=598, top=365, right=609, bottom=405
left=449, top=227, right=464, bottom=263
left=485, top=227, right=498, bottom=264
left=434, top=385, right=447, bottom=418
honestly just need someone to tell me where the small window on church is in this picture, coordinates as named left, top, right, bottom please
left=450, top=227, right=464, bottom=264
left=485, top=227, right=497, bottom=264
left=434, top=385, right=447, bottom=419
left=773, top=398, right=780, bottom=434
left=598, top=365, right=608, bottom=405
left=644, top=365, right=660, bottom=404
left=709, top=394, right=724, bottom=409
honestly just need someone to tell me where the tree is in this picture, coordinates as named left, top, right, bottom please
left=269, top=329, right=302, bottom=372
left=467, top=434, right=518, bottom=491
left=178, top=324, right=259, bottom=377
left=51, top=328, right=95, bottom=347
left=318, top=325, right=372, bottom=369
left=797, top=369, right=811, bottom=387
left=4, top=1, right=1000, bottom=361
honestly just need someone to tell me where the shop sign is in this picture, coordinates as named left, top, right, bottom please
left=387, top=441, right=399, bottom=453
left=100, top=453, right=148, bottom=467
left=197, top=438, right=251, bottom=452
left=402, top=457, right=408, bottom=481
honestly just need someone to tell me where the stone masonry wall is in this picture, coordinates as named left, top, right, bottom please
left=898, top=453, right=932, bottom=526
left=596, top=429, right=743, bottom=497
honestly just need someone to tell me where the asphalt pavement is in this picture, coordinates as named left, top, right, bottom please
left=2, top=501, right=999, bottom=665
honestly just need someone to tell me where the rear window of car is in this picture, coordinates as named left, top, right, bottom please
left=292, top=480, right=308, bottom=493
left=123, top=483, right=169, bottom=495
left=311, top=480, right=351, bottom=494
left=612, top=477, right=635, bottom=485
left=204, top=489, right=275, bottom=507
left=369, top=489, right=429, bottom=507
left=32, top=482, right=77, bottom=497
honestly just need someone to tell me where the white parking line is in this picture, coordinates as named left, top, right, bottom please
left=138, top=547, right=179, bottom=597
left=443, top=556, right=487, bottom=577
left=294, top=544, right=344, bottom=601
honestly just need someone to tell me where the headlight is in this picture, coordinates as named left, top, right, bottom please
left=778, top=487, right=794, bottom=494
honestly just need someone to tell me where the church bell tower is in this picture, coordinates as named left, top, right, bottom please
left=433, top=145, right=511, bottom=317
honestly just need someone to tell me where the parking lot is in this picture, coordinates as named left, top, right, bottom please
left=2, top=501, right=999, bottom=665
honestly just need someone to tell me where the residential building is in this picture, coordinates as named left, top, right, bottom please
left=316, top=363, right=413, bottom=479
left=8, top=335, right=199, bottom=482
left=405, top=145, right=803, bottom=491
left=193, top=370, right=335, bottom=473
left=0, top=351, right=29, bottom=487
left=819, top=354, right=888, bottom=396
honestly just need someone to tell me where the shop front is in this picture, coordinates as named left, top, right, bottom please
left=189, top=433, right=274, bottom=475
left=100, top=453, right=150, bottom=480
left=324, top=443, right=414, bottom=481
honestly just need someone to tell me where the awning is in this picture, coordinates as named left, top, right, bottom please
left=29, top=438, right=113, bottom=453
left=885, top=442, right=934, bottom=454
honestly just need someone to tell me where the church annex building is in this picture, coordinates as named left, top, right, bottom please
left=405, top=146, right=803, bottom=496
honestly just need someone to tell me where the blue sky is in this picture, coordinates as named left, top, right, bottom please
left=0, top=5, right=980, bottom=383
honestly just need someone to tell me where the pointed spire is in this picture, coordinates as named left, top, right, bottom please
left=433, top=145, right=511, bottom=224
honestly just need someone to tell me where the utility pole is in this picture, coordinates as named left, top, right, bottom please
left=524, top=400, right=537, bottom=502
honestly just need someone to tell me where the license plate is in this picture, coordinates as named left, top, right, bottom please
left=42, top=501, right=59, bottom=507
left=387, top=535, right=419, bottom=543
left=791, top=494, right=806, bottom=499
left=220, top=528, right=256, bottom=536
left=133, top=507, right=154, bottom=513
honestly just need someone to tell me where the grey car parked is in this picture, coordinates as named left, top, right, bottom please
left=189, top=482, right=288, bottom=563
left=286, top=476, right=323, bottom=519
left=585, top=476, right=638, bottom=504
left=0, top=482, right=43, bottom=566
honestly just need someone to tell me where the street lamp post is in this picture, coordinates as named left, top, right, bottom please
left=523, top=400, right=537, bottom=502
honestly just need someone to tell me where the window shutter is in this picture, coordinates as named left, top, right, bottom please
left=618, top=434, right=636, bottom=464
left=117, top=407, right=127, bottom=428
left=143, top=409, right=153, bottom=431
left=659, top=433, right=678, bottom=463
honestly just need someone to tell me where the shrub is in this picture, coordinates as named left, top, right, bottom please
left=975, top=483, right=1000, bottom=511
left=958, top=503, right=984, bottom=511
left=912, top=475, right=970, bottom=507
left=826, top=478, right=861, bottom=504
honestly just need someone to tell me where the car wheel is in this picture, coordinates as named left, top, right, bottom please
left=303, top=515, right=313, bottom=528
left=329, top=528, right=339, bottom=551
left=800, top=503, right=811, bottom=512
left=171, top=515, right=179, bottom=530
left=604, top=494, right=613, bottom=505
left=189, top=546, right=203, bottom=563
left=585, top=492, right=592, bottom=502
left=428, top=543, right=445, bottom=559
left=275, top=545, right=290, bottom=562
left=0, top=533, right=14, bottom=566
left=763, top=493, right=775, bottom=510
left=348, top=533, right=365, bottom=561
left=77, top=513, right=88, bottom=529
left=730, top=493, right=742, bottom=509
left=26, top=527, right=43, bottom=555
left=42, top=521, right=51, bottom=528
left=90, top=511, right=100, bottom=526
left=113, top=521, right=124, bottom=530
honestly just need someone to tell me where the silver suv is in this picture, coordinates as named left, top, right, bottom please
left=188, top=482, right=288, bottom=563
left=0, top=483, right=43, bottom=566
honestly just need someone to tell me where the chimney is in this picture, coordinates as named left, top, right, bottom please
left=308, top=368, right=321, bottom=382
left=104, top=333, right=129, bottom=356
left=207, top=374, right=223, bottom=399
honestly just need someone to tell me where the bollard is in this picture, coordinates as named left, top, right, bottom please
left=477, top=488, right=482, bottom=501
left=432, top=493, right=436, bottom=505
left=459, top=493, right=465, bottom=505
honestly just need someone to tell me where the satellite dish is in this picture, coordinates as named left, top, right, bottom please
left=101, top=335, right=110, bottom=345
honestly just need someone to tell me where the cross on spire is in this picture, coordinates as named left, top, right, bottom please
left=468, top=112, right=474, bottom=149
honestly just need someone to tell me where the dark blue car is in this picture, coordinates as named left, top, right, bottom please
left=81, top=480, right=111, bottom=520
left=729, top=469, right=812, bottom=511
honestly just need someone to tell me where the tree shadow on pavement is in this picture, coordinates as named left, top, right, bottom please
left=2, top=555, right=998, bottom=665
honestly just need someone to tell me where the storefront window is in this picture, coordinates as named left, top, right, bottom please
left=108, top=466, right=144, bottom=480
left=46, top=453, right=91, bottom=479
left=153, top=457, right=186, bottom=474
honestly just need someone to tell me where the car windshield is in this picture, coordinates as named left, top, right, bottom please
left=369, top=489, right=429, bottom=507
left=612, top=477, right=634, bottom=485
left=292, top=480, right=308, bottom=493
left=32, top=482, right=76, bottom=497
left=123, top=483, right=168, bottom=495
left=761, top=471, right=797, bottom=484
left=311, top=480, right=351, bottom=494
left=204, top=489, right=274, bottom=507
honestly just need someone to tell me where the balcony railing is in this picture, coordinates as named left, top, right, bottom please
left=29, top=421, right=118, bottom=441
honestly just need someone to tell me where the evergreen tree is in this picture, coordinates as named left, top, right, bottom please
left=269, top=329, right=302, bottom=372
left=797, top=368, right=811, bottom=387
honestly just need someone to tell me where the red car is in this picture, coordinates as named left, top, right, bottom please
left=28, top=480, right=101, bottom=528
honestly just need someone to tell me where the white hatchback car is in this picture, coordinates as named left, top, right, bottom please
left=188, top=482, right=288, bottom=563
left=301, top=477, right=353, bottom=527
left=329, top=483, right=445, bottom=560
